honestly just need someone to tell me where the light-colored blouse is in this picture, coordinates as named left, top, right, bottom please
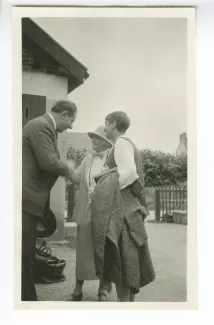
left=88, top=150, right=109, bottom=196
left=69, top=149, right=109, bottom=191
left=114, top=135, right=139, bottom=190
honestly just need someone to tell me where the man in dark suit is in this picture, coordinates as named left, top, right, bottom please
left=22, top=100, right=76, bottom=301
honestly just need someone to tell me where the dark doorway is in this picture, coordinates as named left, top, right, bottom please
left=22, top=94, right=46, bottom=127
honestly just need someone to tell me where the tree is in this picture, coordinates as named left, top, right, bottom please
left=66, top=146, right=187, bottom=188
left=66, top=146, right=88, bottom=167
left=140, top=149, right=187, bottom=187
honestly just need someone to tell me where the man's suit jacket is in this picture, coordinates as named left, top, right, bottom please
left=22, top=114, right=69, bottom=218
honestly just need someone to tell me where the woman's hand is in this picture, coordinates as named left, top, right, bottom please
left=101, top=165, right=109, bottom=173
left=67, top=160, right=75, bottom=174
left=141, top=206, right=150, bottom=221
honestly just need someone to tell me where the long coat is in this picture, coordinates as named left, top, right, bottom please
left=71, top=155, right=93, bottom=226
left=72, top=154, right=100, bottom=280
left=91, top=172, right=155, bottom=294
left=91, top=136, right=155, bottom=294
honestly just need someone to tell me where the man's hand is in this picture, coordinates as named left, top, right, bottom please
left=66, top=160, right=81, bottom=185
left=67, top=160, right=75, bottom=178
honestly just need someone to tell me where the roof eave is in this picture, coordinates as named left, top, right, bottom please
left=22, top=18, right=89, bottom=93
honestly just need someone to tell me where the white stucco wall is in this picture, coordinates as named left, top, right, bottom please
left=46, top=99, right=57, bottom=114
left=22, top=71, right=68, bottom=100
left=22, top=70, right=68, bottom=241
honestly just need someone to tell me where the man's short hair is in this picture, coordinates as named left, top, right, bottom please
left=51, top=100, right=77, bottom=116
left=105, top=111, right=130, bottom=132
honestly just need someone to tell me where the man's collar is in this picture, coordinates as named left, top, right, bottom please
left=48, top=113, right=56, bottom=130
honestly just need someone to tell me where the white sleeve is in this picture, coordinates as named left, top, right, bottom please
left=114, top=138, right=139, bottom=189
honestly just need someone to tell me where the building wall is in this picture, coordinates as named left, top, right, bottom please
left=46, top=99, right=57, bottom=114
left=23, top=71, right=68, bottom=100
left=23, top=70, right=69, bottom=241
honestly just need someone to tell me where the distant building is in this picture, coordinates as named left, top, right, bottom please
left=176, top=132, right=187, bottom=156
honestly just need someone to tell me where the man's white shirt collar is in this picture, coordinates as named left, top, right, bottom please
left=48, top=114, right=56, bottom=130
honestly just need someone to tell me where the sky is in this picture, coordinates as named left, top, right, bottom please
left=34, top=17, right=187, bottom=153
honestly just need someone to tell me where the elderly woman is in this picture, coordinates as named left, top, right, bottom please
left=65, top=126, right=113, bottom=301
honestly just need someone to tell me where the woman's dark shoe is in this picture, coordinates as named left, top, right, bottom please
left=65, top=293, right=83, bottom=301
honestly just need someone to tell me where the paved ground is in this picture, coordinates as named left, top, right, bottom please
left=36, top=214, right=187, bottom=302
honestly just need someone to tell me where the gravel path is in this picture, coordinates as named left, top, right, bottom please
left=36, top=218, right=187, bottom=302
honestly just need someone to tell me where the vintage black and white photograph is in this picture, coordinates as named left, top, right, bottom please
left=13, top=7, right=196, bottom=309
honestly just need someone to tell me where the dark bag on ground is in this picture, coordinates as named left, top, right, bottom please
left=34, top=241, right=66, bottom=284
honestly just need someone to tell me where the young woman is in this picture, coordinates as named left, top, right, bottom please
left=91, top=112, right=155, bottom=302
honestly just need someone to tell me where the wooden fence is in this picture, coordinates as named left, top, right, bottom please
left=154, top=185, right=187, bottom=221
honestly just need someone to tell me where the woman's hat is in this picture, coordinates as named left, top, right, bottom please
left=88, top=125, right=113, bottom=146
